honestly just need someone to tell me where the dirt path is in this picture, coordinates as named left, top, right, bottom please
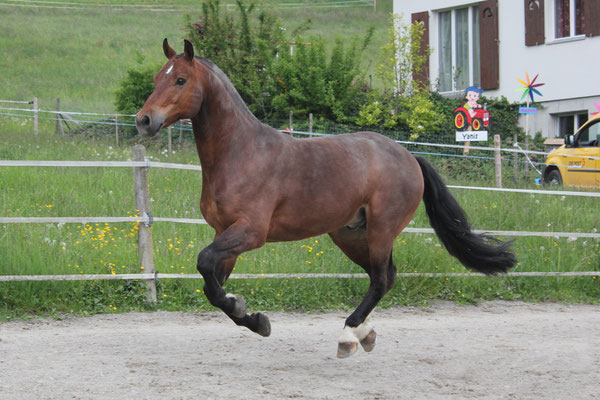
left=1, top=301, right=599, bottom=399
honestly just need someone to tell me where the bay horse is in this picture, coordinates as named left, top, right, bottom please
left=136, top=39, right=516, bottom=358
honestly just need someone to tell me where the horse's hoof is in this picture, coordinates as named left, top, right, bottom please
left=253, top=312, right=271, bottom=337
left=359, top=329, right=377, bottom=352
left=337, top=341, right=358, bottom=358
left=226, top=293, right=246, bottom=318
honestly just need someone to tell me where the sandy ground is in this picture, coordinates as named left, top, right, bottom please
left=1, top=301, right=599, bottom=400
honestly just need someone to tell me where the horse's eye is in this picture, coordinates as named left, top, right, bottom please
left=176, top=78, right=186, bottom=86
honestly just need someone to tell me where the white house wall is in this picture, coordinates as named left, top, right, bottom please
left=394, top=0, right=600, bottom=137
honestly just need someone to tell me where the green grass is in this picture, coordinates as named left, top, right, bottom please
left=0, top=0, right=391, bottom=113
left=1, top=120, right=599, bottom=319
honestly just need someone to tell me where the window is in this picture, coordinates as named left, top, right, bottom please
left=555, top=0, right=585, bottom=38
left=577, top=120, right=600, bottom=146
left=558, top=113, right=588, bottom=137
left=438, top=6, right=481, bottom=92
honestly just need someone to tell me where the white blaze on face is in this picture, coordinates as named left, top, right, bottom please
left=166, top=65, right=174, bottom=75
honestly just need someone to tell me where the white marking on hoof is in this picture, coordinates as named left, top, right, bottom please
left=354, top=319, right=374, bottom=342
left=337, top=315, right=376, bottom=357
left=337, top=325, right=359, bottom=358
left=226, top=293, right=246, bottom=318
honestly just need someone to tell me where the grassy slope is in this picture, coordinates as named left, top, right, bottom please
left=0, top=0, right=392, bottom=113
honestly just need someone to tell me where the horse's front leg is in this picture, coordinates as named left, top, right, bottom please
left=196, top=221, right=271, bottom=337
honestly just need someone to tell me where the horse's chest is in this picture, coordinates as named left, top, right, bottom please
left=200, top=189, right=238, bottom=230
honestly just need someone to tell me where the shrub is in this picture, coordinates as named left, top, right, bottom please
left=184, top=0, right=286, bottom=119
left=114, top=63, right=158, bottom=116
left=272, top=30, right=373, bottom=122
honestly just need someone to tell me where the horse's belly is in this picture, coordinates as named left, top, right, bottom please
left=265, top=203, right=360, bottom=242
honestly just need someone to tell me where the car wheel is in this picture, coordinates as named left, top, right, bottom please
left=545, top=169, right=563, bottom=186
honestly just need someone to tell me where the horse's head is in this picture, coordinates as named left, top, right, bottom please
left=136, top=39, right=203, bottom=137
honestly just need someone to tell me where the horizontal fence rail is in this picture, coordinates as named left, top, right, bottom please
left=2, top=271, right=599, bottom=283
left=0, top=0, right=375, bottom=11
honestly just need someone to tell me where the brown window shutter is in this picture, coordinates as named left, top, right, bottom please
left=524, top=0, right=545, bottom=45
left=583, top=0, right=600, bottom=36
left=411, top=11, right=430, bottom=88
left=479, top=0, right=499, bottom=90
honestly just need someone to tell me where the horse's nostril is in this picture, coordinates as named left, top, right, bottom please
left=137, top=114, right=151, bottom=127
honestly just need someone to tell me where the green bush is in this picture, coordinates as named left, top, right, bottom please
left=357, top=91, right=443, bottom=140
left=272, top=30, right=373, bottom=122
left=185, top=0, right=286, bottom=119
left=114, top=63, right=158, bottom=116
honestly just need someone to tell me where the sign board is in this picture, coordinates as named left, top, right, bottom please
left=519, top=107, right=538, bottom=114
left=456, top=131, right=488, bottom=142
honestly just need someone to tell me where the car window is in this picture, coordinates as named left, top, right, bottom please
left=578, top=120, right=600, bottom=147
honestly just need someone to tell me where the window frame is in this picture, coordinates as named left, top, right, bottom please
left=437, top=5, right=481, bottom=94
left=554, top=0, right=585, bottom=40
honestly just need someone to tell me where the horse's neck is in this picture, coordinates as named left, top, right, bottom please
left=190, top=70, right=264, bottom=173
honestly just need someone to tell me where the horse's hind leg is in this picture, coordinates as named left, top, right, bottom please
left=329, top=225, right=397, bottom=358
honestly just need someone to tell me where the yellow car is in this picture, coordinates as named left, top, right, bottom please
left=542, top=113, right=600, bottom=188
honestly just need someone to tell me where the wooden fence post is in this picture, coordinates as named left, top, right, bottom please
left=168, top=126, right=172, bottom=154
left=309, top=113, right=313, bottom=137
left=133, top=145, right=157, bottom=303
left=55, top=98, right=64, bottom=136
left=494, top=134, right=502, bottom=188
left=289, top=110, right=294, bottom=131
left=33, top=97, right=38, bottom=136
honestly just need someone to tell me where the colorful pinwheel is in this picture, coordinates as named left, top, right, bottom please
left=517, top=73, right=545, bottom=103
left=591, top=102, right=600, bottom=116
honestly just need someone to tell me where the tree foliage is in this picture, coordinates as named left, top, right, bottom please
left=114, top=63, right=159, bottom=115
left=272, top=29, right=373, bottom=122
left=184, top=0, right=372, bottom=122
left=377, top=13, right=430, bottom=96
left=358, top=14, right=441, bottom=140
left=185, top=0, right=286, bottom=119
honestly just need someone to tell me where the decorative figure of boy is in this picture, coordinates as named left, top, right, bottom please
left=464, top=86, right=484, bottom=119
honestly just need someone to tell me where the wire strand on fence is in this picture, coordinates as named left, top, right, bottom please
left=1, top=217, right=598, bottom=240
left=0, top=99, right=33, bottom=104
left=1, top=158, right=599, bottom=197
left=288, top=129, right=600, bottom=161
left=447, top=185, right=600, bottom=198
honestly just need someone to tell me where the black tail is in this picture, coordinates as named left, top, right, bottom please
left=415, top=156, right=516, bottom=275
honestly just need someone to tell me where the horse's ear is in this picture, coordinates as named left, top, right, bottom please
left=183, top=39, right=194, bottom=62
left=163, top=38, right=176, bottom=59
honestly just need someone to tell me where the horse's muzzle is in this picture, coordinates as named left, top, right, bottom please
left=135, top=112, right=164, bottom=137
